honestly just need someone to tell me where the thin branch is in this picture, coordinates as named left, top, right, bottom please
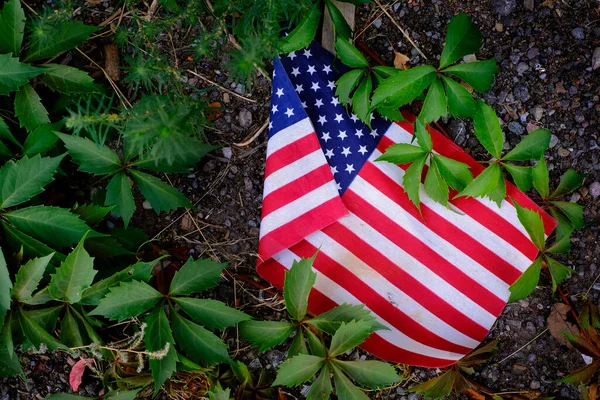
left=372, top=0, right=427, bottom=60
left=187, top=69, right=257, bottom=103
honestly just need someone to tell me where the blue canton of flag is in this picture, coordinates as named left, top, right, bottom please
left=269, top=42, right=392, bottom=193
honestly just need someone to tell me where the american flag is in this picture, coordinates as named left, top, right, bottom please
left=256, top=41, right=556, bottom=367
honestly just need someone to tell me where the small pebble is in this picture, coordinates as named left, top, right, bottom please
left=571, top=27, right=585, bottom=40
left=592, top=47, right=600, bottom=70
left=373, top=18, right=382, bottom=29
left=142, top=200, right=152, bottom=210
left=222, top=147, right=232, bottom=159
left=531, top=106, right=544, bottom=121
left=557, top=147, right=570, bottom=157
left=589, top=181, right=600, bottom=198
left=549, top=134, right=559, bottom=148
left=495, top=22, right=504, bottom=32
left=508, top=121, right=525, bottom=134
left=530, top=380, right=541, bottom=390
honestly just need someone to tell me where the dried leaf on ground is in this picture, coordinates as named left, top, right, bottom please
left=207, top=102, right=223, bottom=121
left=393, top=52, right=410, bottom=70
left=69, top=359, right=90, bottom=391
left=547, top=303, right=580, bottom=348
left=104, top=44, right=121, bottom=81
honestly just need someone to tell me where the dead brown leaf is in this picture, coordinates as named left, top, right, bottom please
left=394, top=52, right=410, bottom=70
left=460, top=81, right=474, bottom=93
left=547, top=303, right=580, bottom=348
left=206, top=102, right=223, bottom=121
left=104, top=44, right=121, bottom=82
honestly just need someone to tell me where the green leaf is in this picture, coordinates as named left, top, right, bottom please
left=0, top=0, right=25, bottom=56
left=11, top=253, right=53, bottom=301
left=22, top=123, right=61, bottom=156
left=335, top=38, right=369, bottom=68
left=0, top=250, right=11, bottom=324
left=443, top=59, right=498, bottom=93
left=547, top=209, right=573, bottom=254
left=559, top=362, right=599, bottom=384
left=325, top=0, right=352, bottom=39
left=375, top=144, right=426, bottom=165
left=14, top=84, right=49, bottom=132
left=504, top=164, right=532, bottom=192
left=40, top=64, right=102, bottom=94
left=0, top=54, right=44, bottom=95
left=550, top=169, right=586, bottom=198
left=169, top=257, right=225, bottom=296
left=48, top=236, right=97, bottom=304
left=80, top=259, right=158, bottom=306
left=307, top=303, right=387, bottom=335
left=23, top=287, right=53, bottom=306
left=0, top=154, right=63, bottom=209
left=46, top=394, right=92, bottom=400
left=531, top=156, right=549, bottom=198
left=278, top=4, right=320, bottom=53
left=84, top=237, right=133, bottom=258
left=90, top=280, right=162, bottom=321
left=424, top=161, right=449, bottom=206
left=486, top=170, right=507, bottom=207
left=513, top=200, right=545, bottom=251
left=503, top=129, right=551, bottom=161
left=352, top=75, right=372, bottom=124
left=372, top=66, right=398, bottom=82
left=439, top=13, right=483, bottom=69
left=335, top=69, right=365, bottom=106
left=409, top=369, right=456, bottom=399
left=56, top=133, right=121, bottom=175
left=25, top=305, right=63, bottom=332
left=284, top=254, right=317, bottom=322
left=508, top=257, right=542, bottom=302
left=455, top=162, right=502, bottom=200
left=145, top=305, right=178, bottom=394
left=472, top=100, right=503, bottom=159
left=376, top=106, right=405, bottom=122
left=19, top=309, right=67, bottom=351
left=0, top=342, right=22, bottom=377
left=372, top=66, right=437, bottom=108
left=288, top=327, right=308, bottom=358
left=170, top=310, right=231, bottom=365
left=272, top=354, right=324, bottom=387
left=432, top=154, right=473, bottom=192
left=208, top=387, right=231, bottom=400
left=106, top=390, right=140, bottom=400
left=173, top=297, right=250, bottom=330
left=4, top=206, right=104, bottom=250
left=329, top=320, right=372, bottom=357
left=331, top=364, right=370, bottom=400
left=307, top=364, right=333, bottom=400
left=1, top=222, right=64, bottom=266
left=0, top=117, right=18, bottom=146
left=334, top=360, right=401, bottom=388
left=129, top=169, right=193, bottom=213
left=402, top=154, right=428, bottom=210
left=419, top=78, right=447, bottom=123
left=131, top=137, right=217, bottom=173
left=0, top=141, right=12, bottom=160
left=24, top=20, right=99, bottom=62
left=239, top=320, right=296, bottom=352
left=441, top=76, right=476, bottom=118
left=306, top=329, right=327, bottom=357
left=105, top=172, right=135, bottom=228
left=60, top=308, right=84, bottom=347
left=550, top=201, right=585, bottom=230
left=413, top=119, right=433, bottom=152
left=73, top=204, right=114, bottom=226
left=546, top=256, right=573, bottom=293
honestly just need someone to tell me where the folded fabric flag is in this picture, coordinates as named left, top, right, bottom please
left=256, top=41, right=555, bottom=368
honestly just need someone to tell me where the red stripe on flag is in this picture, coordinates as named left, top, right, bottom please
left=256, top=257, right=462, bottom=367
left=258, top=197, right=347, bottom=261
left=359, top=161, right=522, bottom=284
left=262, top=165, right=335, bottom=217
left=376, top=135, right=539, bottom=261
left=264, top=133, right=321, bottom=179
left=291, top=240, right=474, bottom=354
left=343, top=190, right=506, bottom=316
left=322, top=221, right=489, bottom=341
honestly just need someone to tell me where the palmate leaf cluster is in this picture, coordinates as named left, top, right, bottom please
left=239, top=256, right=401, bottom=399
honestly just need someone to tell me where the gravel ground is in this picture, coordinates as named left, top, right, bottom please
left=2, top=0, right=599, bottom=399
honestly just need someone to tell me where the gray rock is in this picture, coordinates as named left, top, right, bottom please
left=589, top=181, right=600, bottom=198
left=247, top=358, right=262, bottom=371
left=222, top=147, right=232, bottom=159
left=592, top=47, right=600, bottom=70
left=571, top=27, right=585, bottom=40
left=238, top=108, right=253, bottom=128
left=448, top=119, right=467, bottom=146
left=142, top=200, right=152, bottom=210
left=517, top=62, right=529, bottom=74
left=527, top=47, right=539, bottom=59
left=373, top=18, right=382, bottom=29
left=508, top=121, right=525, bottom=134
left=532, top=106, right=544, bottom=121
left=514, top=85, right=531, bottom=102
left=530, top=380, right=541, bottom=390
left=524, top=0, right=534, bottom=10
left=549, top=134, right=559, bottom=148
left=492, top=0, right=517, bottom=16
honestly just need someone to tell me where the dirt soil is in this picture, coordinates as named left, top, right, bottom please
left=2, top=0, right=600, bottom=399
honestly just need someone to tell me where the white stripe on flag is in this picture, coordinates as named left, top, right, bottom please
left=266, top=118, right=314, bottom=158
left=263, top=150, right=325, bottom=195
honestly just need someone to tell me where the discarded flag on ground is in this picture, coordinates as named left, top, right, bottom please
left=256, top=41, right=555, bottom=367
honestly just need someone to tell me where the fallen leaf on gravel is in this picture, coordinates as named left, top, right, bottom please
left=207, top=102, right=223, bottom=121
left=394, top=52, right=410, bottom=70
left=70, top=359, right=90, bottom=391
left=547, top=303, right=580, bottom=348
